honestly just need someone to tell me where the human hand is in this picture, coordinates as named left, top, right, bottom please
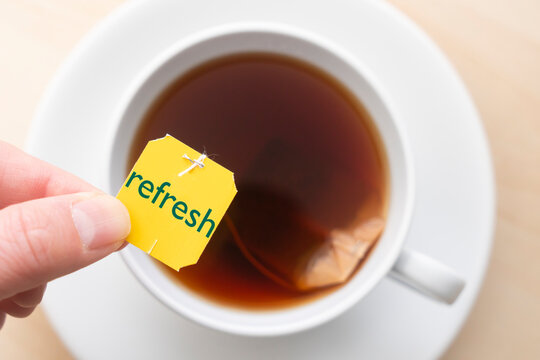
left=0, top=141, right=130, bottom=329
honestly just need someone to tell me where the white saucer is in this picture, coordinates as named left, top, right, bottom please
left=28, top=0, right=495, bottom=358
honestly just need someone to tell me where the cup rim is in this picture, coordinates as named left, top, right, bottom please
left=110, top=21, right=415, bottom=336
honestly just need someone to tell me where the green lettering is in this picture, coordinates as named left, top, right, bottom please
left=185, top=209, right=200, bottom=227
left=172, top=201, right=188, bottom=220
left=138, top=180, right=154, bottom=199
left=152, top=181, right=171, bottom=204
left=127, top=172, right=219, bottom=237
left=159, top=192, right=176, bottom=209
left=197, top=209, right=216, bottom=238
left=125, top=171, right=143, bottom=188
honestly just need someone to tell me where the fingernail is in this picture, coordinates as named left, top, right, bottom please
left=72, top=194, right=131, bottom=250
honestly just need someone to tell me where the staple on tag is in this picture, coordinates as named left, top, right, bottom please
left=148, top=239, right=158, bottom=254
left=178, top=153, right=207, bottom=177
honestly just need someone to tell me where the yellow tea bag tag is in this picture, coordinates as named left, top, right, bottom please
left=116, top=134, right=237, bottom=270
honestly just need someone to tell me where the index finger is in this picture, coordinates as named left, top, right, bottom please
left=0, top=141, right=98, bottom=208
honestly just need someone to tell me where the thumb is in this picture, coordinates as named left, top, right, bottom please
left=0, top=192, right=130, bottom=299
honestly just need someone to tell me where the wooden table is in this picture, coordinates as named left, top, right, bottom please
left=0, top=1, right=538, bottom=358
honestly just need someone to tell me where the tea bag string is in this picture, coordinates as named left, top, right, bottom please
left=178, top=153, right=206, bottom=177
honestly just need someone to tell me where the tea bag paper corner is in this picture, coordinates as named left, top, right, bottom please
left=116, top=134, right=237, bottom=271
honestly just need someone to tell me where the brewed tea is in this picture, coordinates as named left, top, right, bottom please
left=128, top=53, right=387, bottom=309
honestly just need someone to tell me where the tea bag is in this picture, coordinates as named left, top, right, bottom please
left=227, top=139, right=385, bottom=291
left=295, top=216, right=384, bottom=290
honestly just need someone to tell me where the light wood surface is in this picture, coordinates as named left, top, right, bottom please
left=0, top=0, right=538, bottom=358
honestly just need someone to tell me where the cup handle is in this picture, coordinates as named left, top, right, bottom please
left=388, top=249, right=465, bottom=304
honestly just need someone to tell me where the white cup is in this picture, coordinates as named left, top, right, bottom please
left=109, top=22, right=465, bottom=337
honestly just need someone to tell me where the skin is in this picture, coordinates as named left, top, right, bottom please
left=0, top=141, right=130, bottom=329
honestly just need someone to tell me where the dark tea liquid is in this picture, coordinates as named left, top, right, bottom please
left=128, top=53, right=387, bottom=310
